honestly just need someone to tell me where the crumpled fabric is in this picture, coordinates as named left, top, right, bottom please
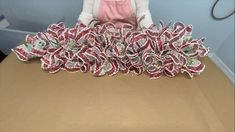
left=12, top=19, right=209, bottom=79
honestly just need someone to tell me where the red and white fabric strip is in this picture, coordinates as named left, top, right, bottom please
left=12, top=20, right=209, bottom=79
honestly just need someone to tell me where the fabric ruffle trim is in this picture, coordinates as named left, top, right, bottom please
left=12, top=20, right=209, bottom=79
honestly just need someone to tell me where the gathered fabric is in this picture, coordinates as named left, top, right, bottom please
left=12, top=19, right=209, bottom=79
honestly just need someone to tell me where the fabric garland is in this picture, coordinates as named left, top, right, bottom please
left=12, top=19, right=209, bottom=79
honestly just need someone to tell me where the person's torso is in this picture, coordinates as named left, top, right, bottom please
left=93, top=0, right=137, bottom=28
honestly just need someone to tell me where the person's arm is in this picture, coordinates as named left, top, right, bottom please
left=78, top=0, right=94, bottom=26
left=135, top=0, right=154, bottom=29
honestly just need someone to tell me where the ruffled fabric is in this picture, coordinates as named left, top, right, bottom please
left=12, top=20, right=209, bottom=79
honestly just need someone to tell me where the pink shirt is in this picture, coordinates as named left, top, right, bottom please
left=79, top=0, right=154, bottom=29
left=97, top=0, right=137, bottom=29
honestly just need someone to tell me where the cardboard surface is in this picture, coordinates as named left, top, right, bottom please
left=0, top=53, right=234, bottom=132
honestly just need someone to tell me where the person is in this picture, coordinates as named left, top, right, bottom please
left=78, top=0, right=154, bottom=29
left=12, top=0, right=209, bottom=79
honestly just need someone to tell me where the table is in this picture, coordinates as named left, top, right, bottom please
left=0, top=53, right=234, bottom=132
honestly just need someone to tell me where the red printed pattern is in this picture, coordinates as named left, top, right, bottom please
left=12, top=20, right=209, bottom=79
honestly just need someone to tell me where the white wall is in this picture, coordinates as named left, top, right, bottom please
left=216, top=30, right=234, bottom=73
left=0, top=0, right=234, bottom=76
left=0, top=0, right=83, bottom=54
left=0, top=0, right=83, bottom=31
left=149, top=0, right=234, bottom=53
